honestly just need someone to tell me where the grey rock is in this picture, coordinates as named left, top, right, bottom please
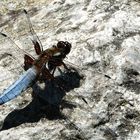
left=0, top=0, right=140, bottom=140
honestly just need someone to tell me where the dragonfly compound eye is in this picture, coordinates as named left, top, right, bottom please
left=57, top=41, right=72, bottom=55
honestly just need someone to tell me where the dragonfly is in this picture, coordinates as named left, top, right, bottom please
left=0, top=9, right=113, bottom=106
left=0, top=9, right=72, bottom=105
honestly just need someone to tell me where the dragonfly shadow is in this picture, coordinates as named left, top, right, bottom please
left=0, top=69, right=82, bottom=131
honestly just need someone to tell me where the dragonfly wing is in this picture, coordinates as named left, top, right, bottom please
left=0, top=10, right=42, bottom=59
left=0, top=10, right=41, bottom=101
left=24, top=9, right=43, bottom=55
left=0, top=66, right=38, bottom=105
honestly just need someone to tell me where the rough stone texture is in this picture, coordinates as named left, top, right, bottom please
left=0, top=0, right=140, bottom=140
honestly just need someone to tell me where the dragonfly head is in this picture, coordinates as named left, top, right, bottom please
left=57, top=41, right=71, bottom=57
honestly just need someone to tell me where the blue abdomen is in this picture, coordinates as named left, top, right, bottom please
left=0, top=67, right=37, bottom=105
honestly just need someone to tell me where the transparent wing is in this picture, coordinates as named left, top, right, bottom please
left=23, top=9, right=43, bottom=54
left=0, top=9, right=42, bottom=58
left=0, top=9, right=41, bottom=94
left=0, top=33, right=24, bottom=94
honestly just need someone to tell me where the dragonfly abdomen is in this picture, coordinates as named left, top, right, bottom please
left=0, top=67, right=37, bottom=105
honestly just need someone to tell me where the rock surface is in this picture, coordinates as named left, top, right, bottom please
left=0, top=0, right=140, bottom=140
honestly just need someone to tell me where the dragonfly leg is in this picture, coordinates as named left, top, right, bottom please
left=51, top=67, right=56, bottom=76
left=61, top=61, right=70, bottom=71
left=41, top=67, right=66, bottom=92
left=48, top=60, right=70, bottom=73
left=24, top=54, right=34, bottom=71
